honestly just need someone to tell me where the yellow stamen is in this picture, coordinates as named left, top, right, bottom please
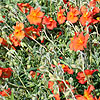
left=96, top=17, right=100, bottom=20
left=79, top=38, right=83, bottom=44
left=49, top=18, right=53, bottom=21
left=62, top=64, right=65, bottom=68
left=83, top=12, right=88, bottom=17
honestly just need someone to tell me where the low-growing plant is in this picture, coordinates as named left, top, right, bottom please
left=0, top=0, right=100, bottom=100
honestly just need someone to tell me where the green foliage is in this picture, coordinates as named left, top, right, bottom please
left=0, top=0, right=100, bottom=100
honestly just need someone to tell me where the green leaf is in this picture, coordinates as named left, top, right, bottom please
left=11, top=89, right=14, bottom=100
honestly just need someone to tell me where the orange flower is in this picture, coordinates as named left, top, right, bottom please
left=76, top=69, right=98, bottom=84
left=67, top=7, right=80, bottom=23
left=51, top=63, right=74, bottom=74
left=54, top=93, right=60, bottom=100
left=26, top=7, right=44, bottom=25
left=17, top=3, right=32, bottom=13
left=0, top=37, right=8, bottom=46
left=80, top=5, right=93, bottom=26
left=30, top=71, right=43, bottom=79
left=92, top=16, right=100, bottom=24
left=96, top=0, right=100, bottom=2
left=91, top=7, right=100, bottom=24
left=93, top=7, right=100, bottom=15
left=80, top=5, right=88, bottom=14
left=48, top=80, right=74, bottom=98
left=0, top=70, right=2, bottom=77
left=24, top=26, right=40, bottom=39
left=94, top=96, right=100, bottom=100
left=0, top=37, right=16, bottom=50
left=57, top=7, right=66, bottom=24
left=75, top=85, right=95, bottom=100
left=69, top=32, right=89, bottom=51
left=13, top=22, right=24, bottom=31
left=42, top=16, right=57, bottom=30
left=89, top=0, right=96, bottom=7
left=80, top=12, right=93, bottom=26
left=48, top=81, right=54, bottom=92
left=2, top=15, right=6, bottom=18
left=48, top=80, right=69, bottom=92
left=57, top=80, right=70, bottom=92
left=2, top=39, right=8, bottom=46
left=76, top=71, right=87, bottom=84
left=51, top=64, right=56, bottom=68
left=0, top=88, right=11, bottom=97
left=9, top=34, right=21, bottom=47
left=63, top=0, right=68, bottom=4
left=0, top=37, right=3, bottom=44
left=30, top=71, right=39, bottom=78
left=80, top=3, right=100, bottom=25
left=0, top=67, right=13, bottom=78
left=13, top=22, right=25, bottom=40
left=0, top=20, right=4, bottom=23
left=48, top=81, right=60, bottom=100
left=59, top=56, right=63, bottom=59
left=59, top=64, right=74, bottom=74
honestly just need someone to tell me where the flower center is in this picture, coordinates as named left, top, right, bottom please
left=70, top=12, right=74, bottom=17
left=79, top=38, right=83, bottom=44
left=58, top=13, right=62, bottom=17
left=15, top=30, right=19, bottom=33
left=96, top=17, right=100, bottom=20
left=62, top=64, right=65, bottom=68
left=49, top=18, right=53, bottom=21
left=33, top=13, right=37, bottom=17
left=83, top=12, right=88, bottom=17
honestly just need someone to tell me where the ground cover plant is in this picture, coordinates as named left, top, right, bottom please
left=0, top=0, right=100, bottom=100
